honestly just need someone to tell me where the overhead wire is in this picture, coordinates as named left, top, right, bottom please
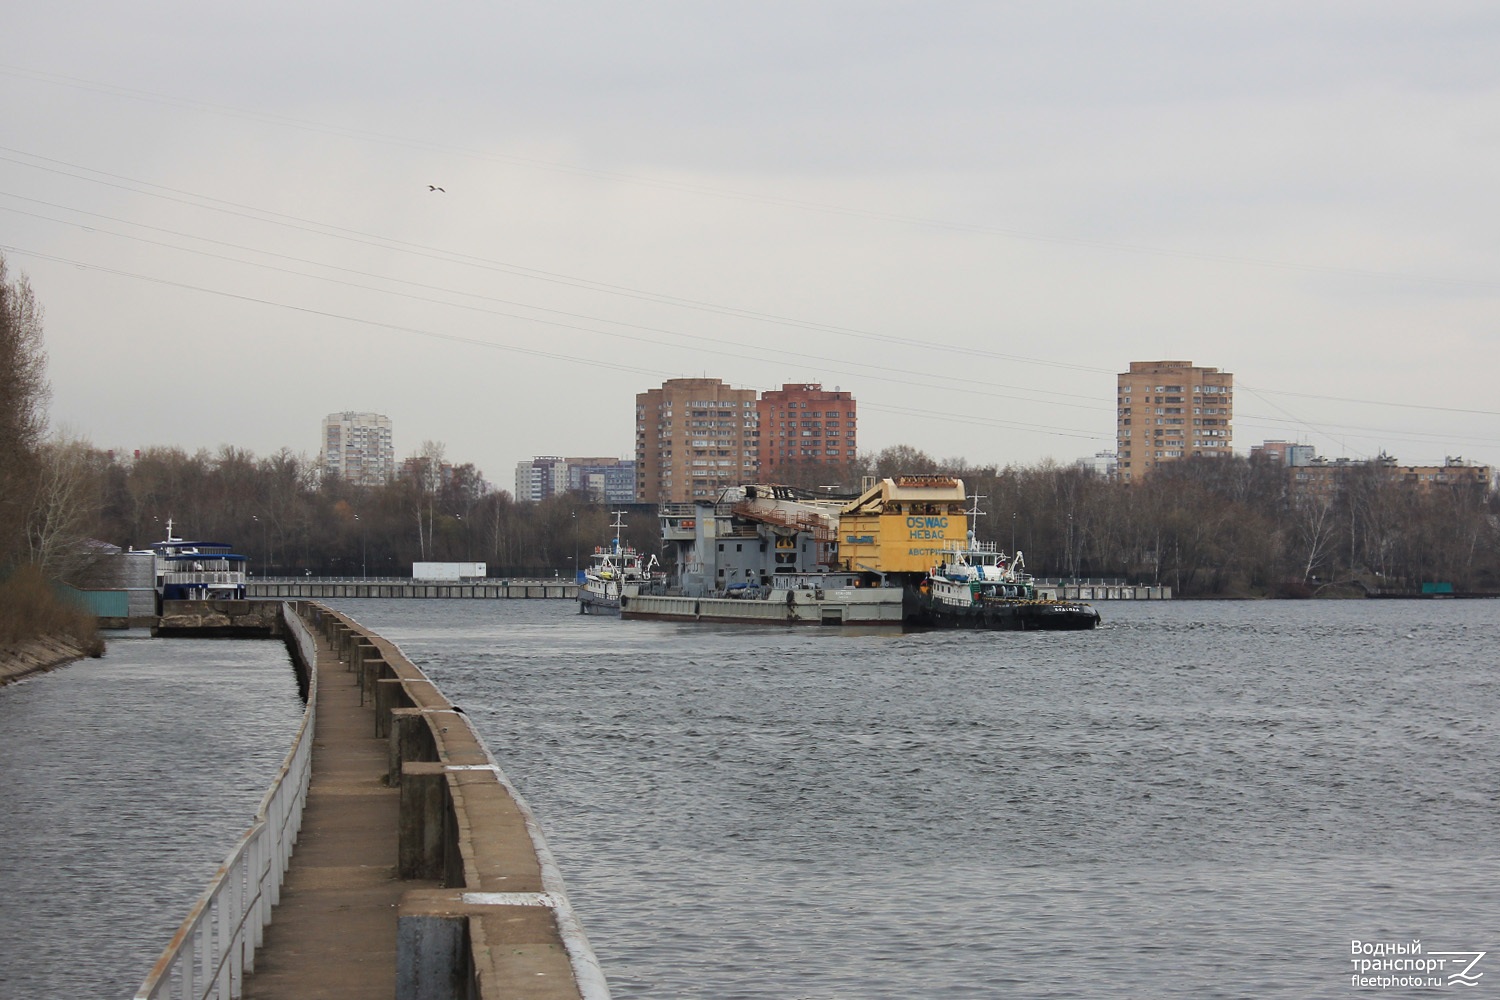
left=0, top=195, right=1112, bottom=412
left=0, top=242, right=1114, bottom=443
left=2, top=70, right=1498, bottom=461
left=6, top=146, right=1494, bottom=439
left=3, top=63, right=1495, bottom=292
left=0, top=146, right=1120, bottom=376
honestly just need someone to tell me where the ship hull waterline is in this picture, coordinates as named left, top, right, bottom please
left=909, top=598, right=1101, bottom=631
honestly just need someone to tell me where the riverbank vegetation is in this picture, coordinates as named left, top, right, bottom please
left=863, top=450, right=1500, bottom=597
left=0, top=255, right=100, bottom=650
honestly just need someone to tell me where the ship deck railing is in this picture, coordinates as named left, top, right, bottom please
left=160, top=570, right=248, bottom=586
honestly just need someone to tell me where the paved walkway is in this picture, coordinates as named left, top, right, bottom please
left=242, top=623, right=440, bottom=999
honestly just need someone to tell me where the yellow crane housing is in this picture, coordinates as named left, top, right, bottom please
left=837, top=476, right=969, bottom=576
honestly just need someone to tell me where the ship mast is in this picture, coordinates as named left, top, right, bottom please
left=963, top=494, right=986, bottom=548
left=609, top=510, right=627, bottom=553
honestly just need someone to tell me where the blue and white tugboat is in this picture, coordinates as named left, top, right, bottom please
left=579, top=512, right=661, bottom=615
left=148, top=519, right=249, bottom=603
left=909, top=504, right=1100, bottom=631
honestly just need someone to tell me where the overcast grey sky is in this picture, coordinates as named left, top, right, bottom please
left=4, top=2, right=1498, bottom=487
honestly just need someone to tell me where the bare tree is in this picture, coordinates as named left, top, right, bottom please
left=408, top=440, right=447, bottom=559
left=25, top=434, right=102, bottom=577
left=1290, top=490, right=1337, bottom=584
left=0, top=255, right=51, bottom=564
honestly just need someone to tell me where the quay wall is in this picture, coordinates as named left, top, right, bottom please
left=1036, top=584, right=1172, bottom=600
left=306, top=602, right=608, bottom=1000
left=156, top=599, right=286, bottom=636
left=250, top=579, right=576, bottom=600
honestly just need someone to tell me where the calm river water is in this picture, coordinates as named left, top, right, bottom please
left=0, top=634, right=303, bottom=1000
left=330, top=597, right=1498, bottom=1000
left=1, top=601, right=1493, bottom=999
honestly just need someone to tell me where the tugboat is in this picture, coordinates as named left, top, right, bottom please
left=578, top=511, right=661, bottom=615
left=909, top=503, right=1100, bottom=631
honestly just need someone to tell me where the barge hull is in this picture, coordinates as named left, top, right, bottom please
left=620, top=591, right=904, bottom=625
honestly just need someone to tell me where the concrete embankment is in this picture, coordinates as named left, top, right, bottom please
left=243, top=602, right=607, bottom=1000
left=249, top=580, right=577, bottom=599
left=0, top=635, right=98, bottom=685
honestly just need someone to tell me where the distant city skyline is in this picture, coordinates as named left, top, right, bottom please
left=4, top=6, right=1498, bottom=482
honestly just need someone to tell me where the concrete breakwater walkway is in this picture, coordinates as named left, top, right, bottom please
left=241, top=603, right=606, bottom=1000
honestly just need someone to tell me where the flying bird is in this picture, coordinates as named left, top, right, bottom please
left=428, top=185, right=445, bottom=192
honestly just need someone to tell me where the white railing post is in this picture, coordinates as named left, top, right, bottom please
left=134, top=604, right=319, bottom=1000
left=181, top=937, right=196, bottom=1000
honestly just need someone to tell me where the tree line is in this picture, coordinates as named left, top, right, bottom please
left=42, top=440, right=1500, bottom=597
left=854, top=446, right=1500, bottom=596
left=89, top=445, right=631, bottom=580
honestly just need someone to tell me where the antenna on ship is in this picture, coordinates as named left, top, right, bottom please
left=963, top=494, right=986, bottom=548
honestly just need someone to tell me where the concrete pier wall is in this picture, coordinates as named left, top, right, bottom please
left=303, top=603, right=608, bottom=1000
left=1034, top=584, right=1172, bottom=600
left=155, top=599, right=286, bottom=636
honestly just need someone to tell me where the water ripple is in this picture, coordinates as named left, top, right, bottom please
left=0, top=635, right=303, bottom=1000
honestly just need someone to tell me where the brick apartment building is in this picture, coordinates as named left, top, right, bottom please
left=756, top=384, right=857, bottom=479
left=635, top=379, right=760, bottom=503
left=1117, top=361, right=1233, bottom=481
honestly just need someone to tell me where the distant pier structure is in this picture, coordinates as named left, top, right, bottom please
left=248, top=578, right=577, bottom=600
left=1036, top=581, right=1172, bottom=601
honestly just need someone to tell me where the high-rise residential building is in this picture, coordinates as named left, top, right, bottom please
left=1116, top=361, right=1233, bottom=481
left=1077, top=451, right=1119, bottom=477
left=321, top=411, right=394, bottom=487
left=635, top=378, right=759, bottom=503
left=1251, top=440, right=1316, bottom=467
left=756, top=384, right=857, bottom=478
left=514, top=456, right=569, bottom=502
left=566, top=458, right=637, bottom=504
left=513, top=456, right=637, bottom=503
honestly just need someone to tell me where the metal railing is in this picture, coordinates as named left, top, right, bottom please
left=160, top=571, right=245, bottom=586
left=1032, top=576, right=1131, bottom=586
left=251, top=576, right=563, bottom=585
left=134, top=605, right=318, bottom=1000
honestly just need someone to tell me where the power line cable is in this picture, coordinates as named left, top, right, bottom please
left=0, top=196, right=1112, bottom=412
left=0, top=147, right=1117, bottom=375
left=3, top=63, right=1494, bottom=291
left=8, top=148, right=1493, bottom=425
left=0, top=242, right=1109, bottom=441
